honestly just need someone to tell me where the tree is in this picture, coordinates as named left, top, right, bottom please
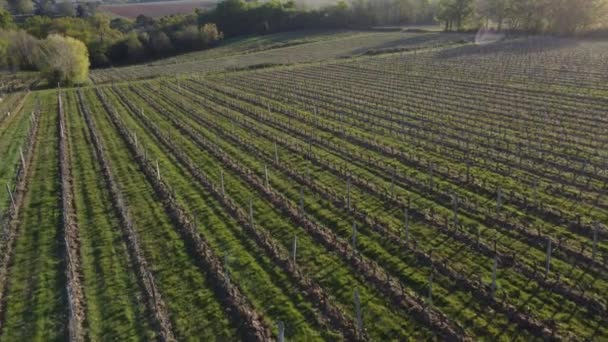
left=23, top=15, right=53, bottom=38
left=351, top=0, right=375, bottom=26
left=200, top=23, right=222, bottom=45
left=546, top=0, right=607, bottom=34
left=0, top=8, right=15, bottom=30
left=34, top=0, right=54, bottom=15
left=110, top=17, right=134, bottom=33
left=124, top=33, right=144, bottom=62
left=88, top=39, right=110, bottom=67
left=377, top=0, right=432, bottom=25
left=3, top=30, right=40, bottom=69
left=507, top=0, right=549, bottom=32
left=437, top=0, right=455, bottom=30
left=37, top=34, right=89, bottom=85
left=0, top=36, right=9, bottom=69
left=149, top=31, right=172, bottom=55
left=135, top=14, right=154, bottom=28
left=452, top=0, right=475, bottom=29
left=172, top=25, right=204, bottom=50
left=90, top=14, right=122, bottom=44
left=437, top=0, right=474, bottom=31
left=476, top=0, right=510, bottom=30
left=8, top=0, right=34, bottom=14
left=75, top=2, right=97, bottom=17
left=56, top=1, right=76, bottom=17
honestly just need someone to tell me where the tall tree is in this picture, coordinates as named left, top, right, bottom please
left=452, top=0, right=475, bottom=29
left=8, top=0, right=34, bottom=14
left=547, top=0, right=607, bottom=33
left=0, top=7, right=15, bottom=30
left=438, top=0, right=474, bottom=30
left=1, top=30, right=40, bottom=69
left=37, top=34, right=89, bottom=85
left=477, top=0, right=510, bottom=30
left=56, top=1, right=75, bottom=17
left=507, top=0, right=549, bottom=32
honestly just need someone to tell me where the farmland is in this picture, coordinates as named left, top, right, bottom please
left=90, top=30, right=471, bottom=83
left=0, top=30, right=607, bottom=340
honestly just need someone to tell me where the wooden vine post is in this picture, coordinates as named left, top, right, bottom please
left=592, top=223, right=598, bottom=261
left=274, top=142, right=279, bottom=164
left=278, top=321, right=285, bottom=342
left=352, top=221, right=357, bottom=254
left=404, top=208, right=410, bottom=243
left=156, top=159, right=161, bottom=180
left=354, top=289, right=363, bottom=335
left=545, top=238, right=552, bottom=275
left=220, top=170, right=225, bottom=196
left=491, top=256, right=498, bottom=298
left=292, top=235, right=297, bottom=266
left=346, top=176, right=351, bottom=210
left=5, top=183, right=14, bottom=208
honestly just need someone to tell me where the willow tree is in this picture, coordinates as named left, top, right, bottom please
left=37, top=34, right=89, bottom=86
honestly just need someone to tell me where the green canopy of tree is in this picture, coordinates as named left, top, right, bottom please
left=56, top=1, right=76, bottom=17
left=0, top=8, right=15, bottom=30
left=37, top=34, right=89, bottom=85
left=7, top=0, right=33, bottom=14
left=0, top=30, right=40, bottom=70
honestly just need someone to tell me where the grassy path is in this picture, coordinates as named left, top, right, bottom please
left=1, top=91, right=67, bottom=341
left=65, top=90, right=154, bottom=340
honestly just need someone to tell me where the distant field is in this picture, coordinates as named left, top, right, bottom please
left=99, top=0, right=215, bottom=18
left=91, top=30, right=472, bottom=83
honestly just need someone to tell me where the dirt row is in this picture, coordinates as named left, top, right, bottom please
left=58, top=92, right=87, bottom=341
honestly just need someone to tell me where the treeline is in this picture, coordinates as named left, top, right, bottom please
left=0, top=30, right=89, bottom=85
left=200, top=0, right=608, bottom=37
left=6, top=0, right=98, bottom=17
left=0, top=5, right=223, bottom=84
left=199, top=0, right=437, bottom=38
left=438, top=0, right=608, bottom=34
left=3, top=12, right=223, bottom=68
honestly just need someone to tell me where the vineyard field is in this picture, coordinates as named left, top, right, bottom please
left=90, top=30, right=472, bottom=84
left=0, top=31, right=607, bottom=340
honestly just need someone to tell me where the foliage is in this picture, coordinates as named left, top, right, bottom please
left=19, top=13, right=223, bottom=67
left=56, top=1, right=76, bottom=17
left=37, top=34, right=89, bottom=85
left=445, top=0, right=608, bottom=33
left=148, top=30, right=172, bottom=55
left=437, top=0, right=475, bottom=31
left=0, top=30, right=40, bottom=70
left=201, top=23, right=223, bottom=44
left=0, top=7, right=14, bottom=30
left=7, top=0, right=33, bottom=14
